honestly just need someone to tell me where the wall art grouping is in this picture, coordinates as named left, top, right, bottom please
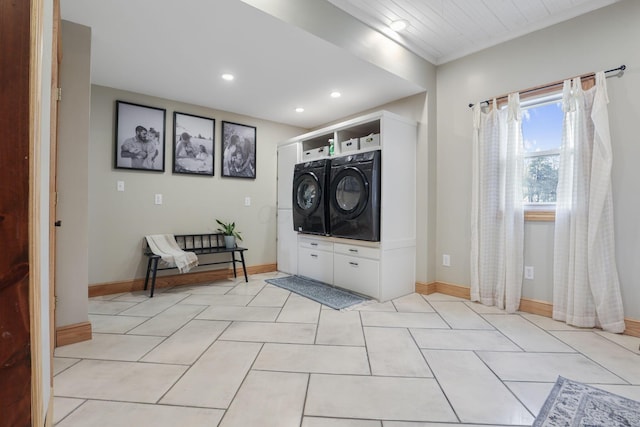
left=113, top=100, right=256, bottom=179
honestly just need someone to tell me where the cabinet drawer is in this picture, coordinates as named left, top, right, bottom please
left=298, top=247, right=334, bottom=284
left=334, top=254, right=379, bottom=298
left=334, top=243, right=379, bottom=260
left=299, top=236, right=333, bottom=252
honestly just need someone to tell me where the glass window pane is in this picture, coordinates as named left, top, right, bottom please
left=522, top=101, right=563, bottom=153
left=523, top=154, right=559, bottom=203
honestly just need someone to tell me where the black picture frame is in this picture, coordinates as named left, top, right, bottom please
left=114, top=100, right=166, bottom=172
left=173, top=112, right=215, bottom=176
left=221, top=121, right=256, bottom=179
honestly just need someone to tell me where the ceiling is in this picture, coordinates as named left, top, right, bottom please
left=60, top=0, right=620, bottom=129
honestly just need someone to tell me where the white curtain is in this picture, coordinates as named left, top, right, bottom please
left=471, top=94, right=524, bottom=312
left=553, top=72, right=625, bottom=333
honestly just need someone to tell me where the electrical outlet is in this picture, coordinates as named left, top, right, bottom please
left=154, top=194, right=163, bottom=205
left=442, top=254, right=451, bottom=267
left=244, top=196, right=251, bottom=206
left=524, top=266, right=534, bottom=280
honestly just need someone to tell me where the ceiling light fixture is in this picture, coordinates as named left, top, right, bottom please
left=389, top=19, right=408, bottom=32
left=330, top=91, right=341, bottom=98
left=295, top=107, right=304, bottom=113
left=221, top=73, right=234, bottom=81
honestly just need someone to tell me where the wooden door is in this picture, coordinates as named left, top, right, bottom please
left=0, top=0, right=34, bottom=425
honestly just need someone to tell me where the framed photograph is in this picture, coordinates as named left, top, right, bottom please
left=221, top=121, right=256, bottom=179
left=173, top=112, right=215, bottom=176
left=114, top=100, right=166, bottom=172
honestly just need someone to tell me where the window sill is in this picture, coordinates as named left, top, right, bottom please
left=525, top=210, right=555, bottom=222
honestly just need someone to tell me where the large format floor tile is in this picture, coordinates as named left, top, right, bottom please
left=54, top=333, right=163, bottom=361
left=141, top=319, right=230, bottom=364
left=315, top=310, right=365, bottom=346
left=423, top=350, right=534, bottom=425
left=483, top=314, right=574, bottom=352
left=55, top=400, right=224, bottom=427
left=364, top=327, right=432, bottom=377
left=54, top=279, right=640, bottom=426
left=428, top=302, right=494, bottom=329
left=477, top=351, right=625, bottom=383
left=54, top=359, right=187, bottom=402
left=160, top=340, right=261, bottom=408
left=220, top=320, right=316, bottom=344
left=219, top=370, right=308, bottom=427
left=253, top=343, right=370, bottom=375
left=305, top=374, right=456, bottom=422
left=551, top=330, right=640, bottom=384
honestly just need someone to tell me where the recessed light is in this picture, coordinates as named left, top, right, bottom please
left=389, top=19, right=408, bottom=32
left=221, top=73, right=234, bottom=81
left=330, top=91, right=341, bottom=98
left=295, top=107, right=304, bottom=113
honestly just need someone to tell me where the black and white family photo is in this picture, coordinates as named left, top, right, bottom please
left=173, top=112, right=215, bottom=176
left=221, top=121, right=256, bottom=179
left=114, top=101, right=166, bottom=172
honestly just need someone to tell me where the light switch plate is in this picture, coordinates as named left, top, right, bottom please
left=154, top=194, right=163, bottom=205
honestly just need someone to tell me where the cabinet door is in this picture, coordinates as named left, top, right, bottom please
left=298, top=246, right=333, bottom=284
left=334, top=254, right=379, bottom=299
left=277, top=209, right=297, bottom=275
left=277, top=143, right=300, bottom=209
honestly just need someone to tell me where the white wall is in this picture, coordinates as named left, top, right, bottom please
left=436, top=0, right=640, bottom=318
left=88, top=85, right=305, bottom=284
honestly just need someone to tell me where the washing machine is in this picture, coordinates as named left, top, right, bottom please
left=292, top=159, right=330, bottom=235
left=329, top=150, right=381, bottom=241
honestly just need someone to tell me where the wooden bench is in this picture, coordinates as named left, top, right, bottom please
left=143, top=233, right=248, bottom=297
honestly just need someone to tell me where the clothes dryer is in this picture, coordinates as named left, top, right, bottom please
left=292, top=159, right=330, bottom=235
left=328, top=150, right=381, bottom=241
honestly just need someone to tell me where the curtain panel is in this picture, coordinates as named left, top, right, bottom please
left=471, top=95, right=524, bottom=312
left=553, top=72, right=625, bottom=333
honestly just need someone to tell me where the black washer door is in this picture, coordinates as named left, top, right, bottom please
left=294, top=172, right=322, bottom=215
left=331, top=166, right=368, bottom=219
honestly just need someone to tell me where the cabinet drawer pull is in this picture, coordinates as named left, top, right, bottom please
left=349, top=261, right=359, bottom=266
left=310, top=254, right=318, bottom=258
left=348, top=248, right=358, bottom=253
left=310, top=242, right=318, bottom=246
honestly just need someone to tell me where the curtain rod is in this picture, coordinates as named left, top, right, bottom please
left=467, top=65, right=626, bottom=108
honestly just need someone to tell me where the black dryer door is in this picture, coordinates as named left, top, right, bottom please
left=330, top=166, right=368, bottom=219
left=293, top=172, right=322, bottom=216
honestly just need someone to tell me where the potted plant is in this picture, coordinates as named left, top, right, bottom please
left=216, top=219, right=242, bottom=248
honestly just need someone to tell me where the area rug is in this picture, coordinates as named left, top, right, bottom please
left=265, top=275, right=369, bottom=310
left=533, top=376, right=640, bottom=426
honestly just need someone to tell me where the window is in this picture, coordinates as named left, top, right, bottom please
left=521, top=93, right=563, bottom=217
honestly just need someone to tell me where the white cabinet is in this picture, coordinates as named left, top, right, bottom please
left=276, top=142, right=301, bottom=274
left=334, top=242, right=380, bottom=297
left=280, top=110, right=417, bottom=302
left=298, top=236, right=333, bottom=284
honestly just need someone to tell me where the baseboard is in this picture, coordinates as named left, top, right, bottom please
left=88, top=263, right=277, bottom=298
left=56, top=321, right=92, bottom=347
left=416, top=281, right=639, bottom=338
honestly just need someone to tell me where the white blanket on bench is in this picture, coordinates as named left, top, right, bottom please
left=145, top=234, right=199, bottom=273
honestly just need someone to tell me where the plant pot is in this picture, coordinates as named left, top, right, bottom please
left=224, top=235, right=236, bottom=249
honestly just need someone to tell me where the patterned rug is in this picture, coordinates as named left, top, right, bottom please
left=533, top=376, right=640, bottom=426
left=265, top=275, right=369, bottom=310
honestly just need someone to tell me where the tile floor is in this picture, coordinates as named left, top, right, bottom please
left=53, top=272, right=640, bottom=426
